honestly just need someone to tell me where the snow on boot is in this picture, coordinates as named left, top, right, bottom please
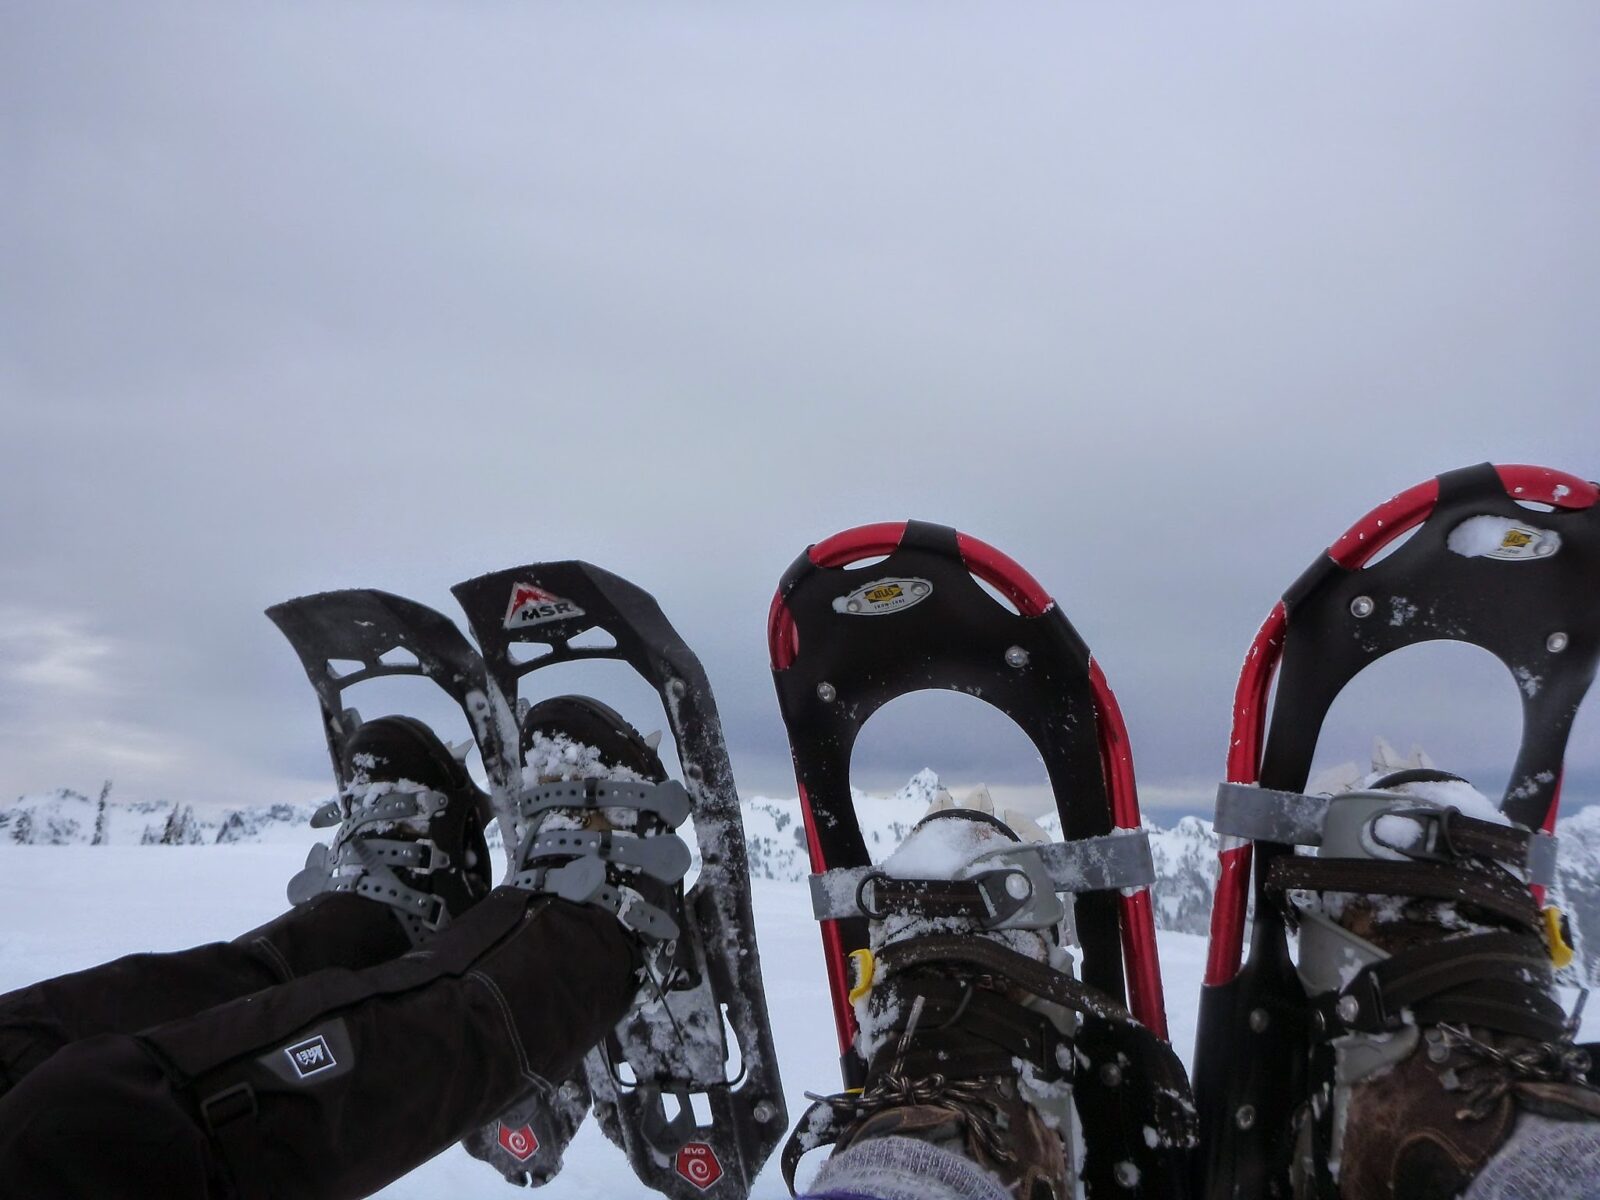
left=286, top=714, right=494, bottom=945
left=465, top=694, right=689, bottom=1188
left=1278, top=768, right=1600, bottom=1199
left=785, top=802, right=1126, bottom=1200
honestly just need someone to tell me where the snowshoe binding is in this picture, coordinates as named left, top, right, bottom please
left=1194, top=463, right=1600, bottom=1199
left=768, top=520, right=1195, bottom=1197
left=451, top=562, right=786, bottom=1200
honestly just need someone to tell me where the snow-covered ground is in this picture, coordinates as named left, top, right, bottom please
left=0, top=842, right=1208, bottom=1197
left=0, top=832, right=1592, bottom=1197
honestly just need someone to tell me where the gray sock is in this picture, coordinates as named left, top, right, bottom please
left=1462, top=1114, right=1600, bottom=1200
left=802, top=1135, right=1010, bottom=1200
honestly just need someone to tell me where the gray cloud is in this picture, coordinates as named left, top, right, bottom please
left=3, top=3, right=1598, bottom=816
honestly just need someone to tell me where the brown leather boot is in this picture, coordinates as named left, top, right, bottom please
left=1279, top=770, right=1600, bottom=1199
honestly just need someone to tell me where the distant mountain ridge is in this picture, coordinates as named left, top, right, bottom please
left=6, top=774, right=1596, bottom=984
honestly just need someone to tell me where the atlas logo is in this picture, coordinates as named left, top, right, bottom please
left=674, top=1142, right=723, bottom=1191
left=283, top=1034, right=337, bottom=1079
left=504, top=582, right=587, bottom=630
left=832, top=576, right=934, bottom=617
left=497, top=1122, right=540, bottom=1162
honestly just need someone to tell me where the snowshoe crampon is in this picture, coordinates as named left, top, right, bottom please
left=452, top=562, right=786, bottom=1200
left=767, top=520, right=1195, bottom=1197
left=267, top=589, right=590, bottom=1185
left=1194, top=463, right=1600, bottom=1199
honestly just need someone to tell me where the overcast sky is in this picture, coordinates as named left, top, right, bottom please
left=3, top=4, right=1598, bottom=820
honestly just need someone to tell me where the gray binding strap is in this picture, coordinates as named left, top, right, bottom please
left=1029, top=831, right=1156, bottom=892
left=809, top=832, right=1155, bottom=923
left=1529, top=833, right=1558, bottom=885
left=1213, top=782, right=1331, bottom=846
left=511, top=857, right=681, bottom=940
left=521, top=829, right=691, bottom=883
left=517, top=779, right=691, bottom=827
left=328, top=837, right=449, bottom=874
left=327, top=870, right=447, bottom=932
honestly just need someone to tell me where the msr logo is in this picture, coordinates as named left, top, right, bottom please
left=283, top=1034, right=337, bottom=1079
left=504, top=583, right=588, bottom=630
left=497, top=1122, right=540, bottom=1162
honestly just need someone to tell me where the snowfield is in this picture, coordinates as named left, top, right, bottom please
left=0, top=797, right=1593, bottom=1197
left=0, top=842, right=1209, bottom=1197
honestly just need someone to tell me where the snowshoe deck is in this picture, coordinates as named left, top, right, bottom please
left=1194, top=463, right=1600, bottom=1199
left=767, top=520, right=1191, bottom=1196
left=451, top=562, right=786, bottom=1200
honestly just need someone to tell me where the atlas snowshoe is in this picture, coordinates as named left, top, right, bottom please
left=768, top=520, right=1195, bottom=1197
left=1194, top=463, right=1600, bottom=1199
left=451, top=562, right=786, bottom=1200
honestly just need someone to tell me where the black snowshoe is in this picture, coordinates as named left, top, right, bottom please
left=451, top=562, right=786, bottom=1200
left=767, top=520, right=1195, bottom=1197
left=1193, top=463, right=1600, bottom=1198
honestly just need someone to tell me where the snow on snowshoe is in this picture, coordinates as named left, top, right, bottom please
left=1193, top=463, right=1600, bottom=1199
left=267, top=588, right=583, bottom=1186
left=451, top=562, right=786, bottom=1200
left=767, top=520, right=1195, bottom=1197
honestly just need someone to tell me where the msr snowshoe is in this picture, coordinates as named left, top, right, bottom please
left=768, top=520, right=1195, bottom=1197
left=269, top=590, right=512, bottom=945
left=270, top=588, right=585, bottom=1187
left=461, top=694, right=677, bottom=1188
left=451, top=563, right=786, bottom=1200
left=1194, top=463, right=1600, bottom=1199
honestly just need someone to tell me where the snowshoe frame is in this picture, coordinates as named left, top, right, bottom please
left=451, top=562, right=786, bottom=1200
left=1194, top=463, right=1600, bottom=1199
left=768, top=521, right=1193, bottom=1196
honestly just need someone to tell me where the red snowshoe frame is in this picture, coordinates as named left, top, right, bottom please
left=1194, top=463, right=1600, bottom=1199
left=768, top=521, right=1167, bottom=1066
left=451, top=562, right=786, bottom=1200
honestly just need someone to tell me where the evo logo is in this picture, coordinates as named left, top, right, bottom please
left=284, top=1034, right=338, bottom=1079
left=504, top=583, right=587, bottom=630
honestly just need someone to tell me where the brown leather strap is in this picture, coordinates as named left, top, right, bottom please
left=1266, top=856, right=1542, bottom=931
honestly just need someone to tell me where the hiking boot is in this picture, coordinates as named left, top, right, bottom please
left=789, top=797, right=1078, bottom=1200
left=1279, top=769, right=1600, bottom=1199
left=287, top=714, right=494, bottom=945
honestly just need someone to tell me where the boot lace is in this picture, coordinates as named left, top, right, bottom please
left=1435, top=1023, right=1595, bottom=1120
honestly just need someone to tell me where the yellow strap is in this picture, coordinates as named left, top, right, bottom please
left=1544, top=905, right=1575, bottom=969
left=848, top=948, right=876, bottom=1003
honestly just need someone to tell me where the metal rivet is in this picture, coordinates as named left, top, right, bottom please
left=1248, top=1008, right=1270, bottom=1033
left=911, top=582, right=929, bottom=596
left=1100, top=1063, right=1123, bottom=1087
left=753, top=1100, right=778, bottom=1124
left=846, top=601, right=862, bottom=613
left=1236, top=1105, right=1256, bottom=1131
left=1337, top=995, right=1361, bottom=1023
left=1114, top=1161, right=1140, bottom=1188
left=1005, top=646, right=1030, bottom=669
left=1351, top=596, right=1375, bottom=618
left=1428, top=1042, right=1450, bottom=1063
left=559, top=1081, right=583, bottom=1103
left=1549, top=632, right=1570, bottom=654
left=1005, top=873, right=1031, bottom=900
left=817, top=682, right=837, bottom=702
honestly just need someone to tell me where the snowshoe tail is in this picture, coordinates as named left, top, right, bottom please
left=1194, top=463, right=1600, bottom=1199
left=767, top=520, right=1192, bottom=1197
left=460, top=1075, right=592, bottom=1187
left=451, top=562, right=787, bottom=1200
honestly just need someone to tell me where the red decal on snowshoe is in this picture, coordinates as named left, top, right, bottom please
left=674, top=1142, right=723, bottom=1190
left=497, top=1122, right=540, bottom=1161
